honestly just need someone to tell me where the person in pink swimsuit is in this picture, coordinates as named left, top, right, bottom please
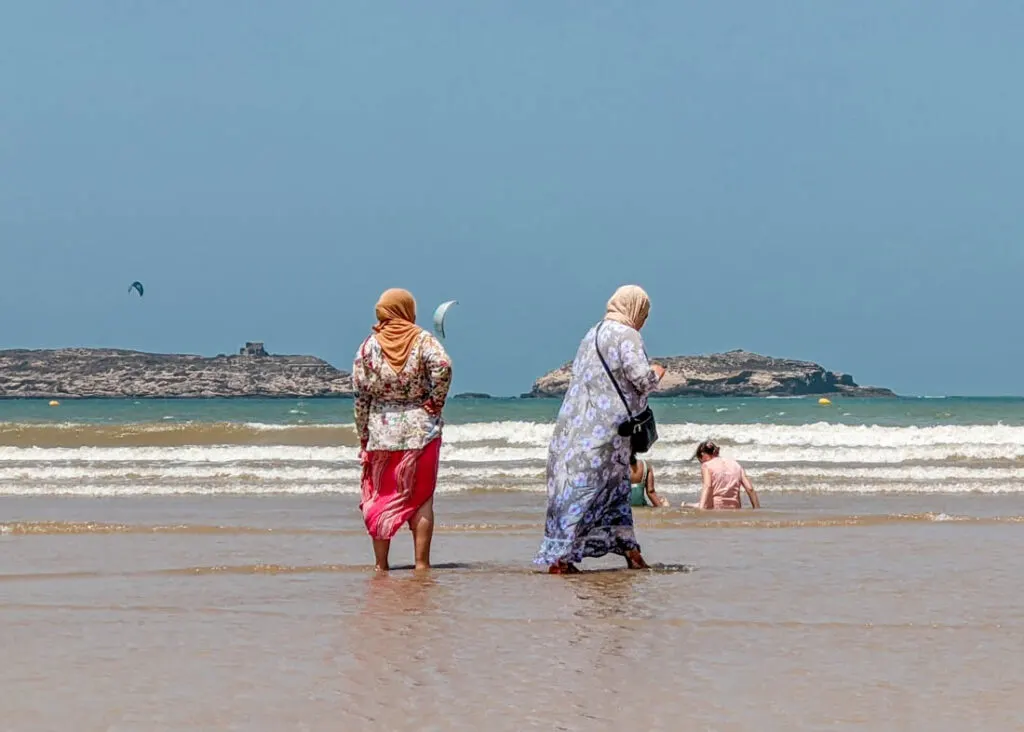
left=689, top=440, right=760, bottom=510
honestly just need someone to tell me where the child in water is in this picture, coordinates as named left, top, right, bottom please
left=629, top=453, right=669, bottom=507
left=686, top=439, right=760, bottom=509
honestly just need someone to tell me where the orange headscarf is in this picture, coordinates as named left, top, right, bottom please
left=372, top=288, right=423, bottom=373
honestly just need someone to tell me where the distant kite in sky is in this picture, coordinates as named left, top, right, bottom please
left=129, top=281, right=144, bottom=297
left=432, top=300, right=458, bottom=339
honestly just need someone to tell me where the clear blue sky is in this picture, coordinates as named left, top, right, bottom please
left=2, top=2, right=1022, bottom=396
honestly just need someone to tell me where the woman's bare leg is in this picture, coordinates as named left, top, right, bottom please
left=409, top=497, right=434, bottom=570
left=372, top=539, right=391, bottom=572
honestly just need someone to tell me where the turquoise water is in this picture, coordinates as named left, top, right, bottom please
left=1, top=396, right=1023, bottom=426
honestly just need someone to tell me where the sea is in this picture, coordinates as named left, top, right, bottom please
left=3, top=396, right=1023, bottom=730
left=6, top=395, right=1024, bottom=498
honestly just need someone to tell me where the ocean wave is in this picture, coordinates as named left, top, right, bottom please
left=0, top=461, right=1022, bottom=495
left=0, top=421, right=360, bottom=448
left=2, top=479, right=1024, bottom=497
left=3, top=419, right=1024, bottom=496
left=2, top=513, right=1022, bottom=537
left=0, top=464, right=545, bottom=484
left=0, top=482, right=547, bottom=497
left=3, top=462, right=1024, bottom=485
left=6, top=419, right=1024, bottom=451
left=7, top=419, right=1024, bottom=449
left=5, top=440, right=1024, bottom=466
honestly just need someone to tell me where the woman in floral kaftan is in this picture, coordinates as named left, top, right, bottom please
left=353, top=288, right=452, bottom=571
left=535, top=285, right=666, bottom=573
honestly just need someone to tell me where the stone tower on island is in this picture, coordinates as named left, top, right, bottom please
left=238, top=342, right=268, bottom=357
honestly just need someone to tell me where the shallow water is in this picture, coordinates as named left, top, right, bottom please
left=3, top=398, right=1024, bottom=729
left=3, top=492, right=1023, bottom=731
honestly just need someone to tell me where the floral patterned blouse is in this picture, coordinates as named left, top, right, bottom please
left=353, top=330, right=453, bottom=452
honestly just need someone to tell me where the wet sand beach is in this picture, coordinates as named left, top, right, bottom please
left=3, top=491, right=1023, bottom=731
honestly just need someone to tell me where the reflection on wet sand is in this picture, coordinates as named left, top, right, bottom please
left=2, top=493, right=1024, bottom=730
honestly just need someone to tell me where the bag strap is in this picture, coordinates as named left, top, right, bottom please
left=595, top=321, right=635, bottom=419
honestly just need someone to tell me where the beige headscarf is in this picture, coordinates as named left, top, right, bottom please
left=604, top=285, right=651, bottom=330
left=372, top=288, right=423, bottom=373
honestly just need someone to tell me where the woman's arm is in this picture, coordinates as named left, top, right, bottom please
left=617, top=329, right=661, bottom=396
left=740, top=469, right=760, bottom=509
left=421, top=334, right=453, bottom=415
left=352, top=342, right=372, bottom=449
left=644, top=464, right=669, bottom=507
left=698, top=463, right=714, bottom=509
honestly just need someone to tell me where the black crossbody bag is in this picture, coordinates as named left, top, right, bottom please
left=595, top=322, right=659, bottom=454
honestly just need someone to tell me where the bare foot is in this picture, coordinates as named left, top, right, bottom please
left=548, top=562, right=580, bottom=574
left=414, top=562, right=430, bottom=571
left=374, top=563, right=390, bottom=573
left=625, top=550, right=649, bottom=570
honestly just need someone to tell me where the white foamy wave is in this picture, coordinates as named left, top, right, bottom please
left=1, top=479, right=1019, bottom=497
left=0, top=464, right=544, bottom=484
left=241, top=421, right=315, bottom=430
left=0, top=445, right=354, bottom=464
left=385, top=420, right=1024, bottom=452
left=1, top=462, right=1022, bottom=488
left=447, top=421, right=1024, bottom=448
left=0, top=465, right=361, bottom=483
left=658, top=422, right=1024, bottom=449
left=702, top=445, right=1024, bottom=464
left=443, top=442, right=1024, bottom=464
left=0, top=444, right=549, bottom=465
left=0, top=483, right=359, bottom=497
left=751, top=465, right=1024, bottom=482
left=0, top=478, right=548, bottom=497
left=4, top=440, right=1024, bottom=466
left=10, top=419, right=1024, bottom=452
left=759, top=482, right=1024, bottom=495
left=443, top=422, right=553, bottom=445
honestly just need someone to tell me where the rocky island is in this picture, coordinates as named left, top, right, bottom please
left=0, top=343, right=355, bottom=399
left=524, top=350, right=895, bottom=398
left=0, top=344, right=894, bottom=400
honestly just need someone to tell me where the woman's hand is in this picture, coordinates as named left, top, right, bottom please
left=648, top=492, right=669, bottom=508
left=423, top=399, right=441, bottom=417
left=652, top=363, right=666, bottom=381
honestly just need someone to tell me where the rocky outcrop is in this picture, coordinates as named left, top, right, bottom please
left=0, top=347, right=354, bottom=398
left=524, top=350, right=895, bottom=398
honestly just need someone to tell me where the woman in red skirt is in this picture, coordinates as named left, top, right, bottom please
left=353, top=288, right=453, bottom=571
